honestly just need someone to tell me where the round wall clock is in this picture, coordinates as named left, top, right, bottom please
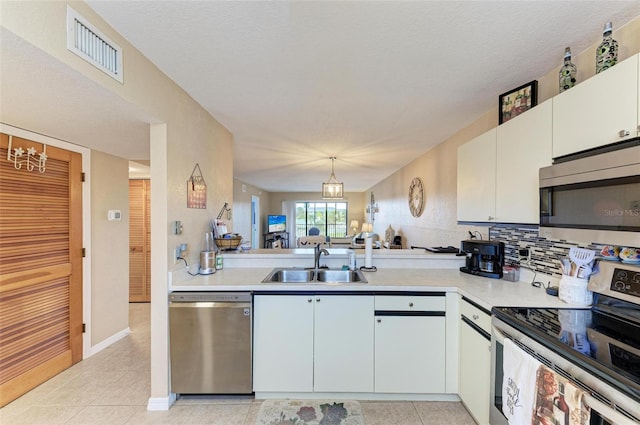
left=408, top=177, right=425, bottom=217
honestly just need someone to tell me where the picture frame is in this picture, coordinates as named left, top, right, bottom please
left=499, top=80, right=538, bottom=124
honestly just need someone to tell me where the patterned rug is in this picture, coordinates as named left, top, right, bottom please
left=256, top=400, right=365, bottom=425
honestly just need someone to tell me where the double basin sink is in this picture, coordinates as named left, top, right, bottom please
left=262, top=268, right=367, bottom=284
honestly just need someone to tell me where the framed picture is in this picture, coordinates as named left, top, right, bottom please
left=499, top=80, right=538, bottom=124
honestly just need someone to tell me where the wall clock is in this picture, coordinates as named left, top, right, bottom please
left=408, top=177, right=425, bottom=217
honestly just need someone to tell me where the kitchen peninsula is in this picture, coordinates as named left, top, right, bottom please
left=170, top=248, right=575, bottom=422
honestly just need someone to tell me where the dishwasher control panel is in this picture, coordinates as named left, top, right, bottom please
left=170, top=292, right=251, bottom=303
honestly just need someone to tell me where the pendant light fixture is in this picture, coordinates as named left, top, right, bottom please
left=322, top=156, right=344, bottom=199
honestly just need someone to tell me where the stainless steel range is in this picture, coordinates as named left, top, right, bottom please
left=490, top=260, right=640, bottom=425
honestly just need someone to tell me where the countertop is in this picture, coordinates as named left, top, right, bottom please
left=170, top=266, right=578, bottom=311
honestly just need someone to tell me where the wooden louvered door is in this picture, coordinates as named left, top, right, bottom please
left=129, top=179, right=150, bottom=302
left=0, top=133, right=83, bottom=407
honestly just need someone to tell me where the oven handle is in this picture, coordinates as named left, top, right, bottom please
left=492, top=324, right=633, bottom=425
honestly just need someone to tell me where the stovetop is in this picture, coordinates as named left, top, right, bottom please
left=493, top=303, right=640, bottom=402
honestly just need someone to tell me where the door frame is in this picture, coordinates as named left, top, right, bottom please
left=251, top=195, right=260, bottom=249
left=0, top=123, right=92, bottom=358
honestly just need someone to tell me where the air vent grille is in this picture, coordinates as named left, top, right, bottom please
left=66, top=6, right=123, bottom=83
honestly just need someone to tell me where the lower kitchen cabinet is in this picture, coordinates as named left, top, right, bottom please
left=253, top=294, right=374, bottom=393
left=459, top=297, right=491, bottom=425
left=374, top=295, right=447, bottom=393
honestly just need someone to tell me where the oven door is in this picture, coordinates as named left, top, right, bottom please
left=490, top=317, right=640, bottom=425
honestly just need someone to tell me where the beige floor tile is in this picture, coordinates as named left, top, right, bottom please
left=242, top=401, right=262, bottom=425
left=413, top=401, right=476, bottom=425
left=0, top=405, right=83, bottom=425
left=183, top=404, right=252, bottom=425
left=361, top=401, right=422, bottom=425
left=64, top=405, right=140, bottom=425
left=123, top=405, right=193, bottom=425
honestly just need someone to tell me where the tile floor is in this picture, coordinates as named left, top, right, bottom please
left=1, top=303, right=477, bottom=425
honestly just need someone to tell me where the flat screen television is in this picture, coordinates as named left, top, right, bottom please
left=268, top=215, right=286, bottom=233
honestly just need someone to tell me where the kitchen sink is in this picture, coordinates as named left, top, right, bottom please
left=262, top=268, right=367, bottom=284
left=315, top=269, right=366, bottom=283
left=262, top=268, right=315, bottom=283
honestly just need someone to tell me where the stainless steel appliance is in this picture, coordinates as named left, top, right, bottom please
left=490, top=261, right=640, bottom=425
left=460, top=240, right=505, bottom=279
left=169, top=292, right=252, bottom=394
left=539, top=140, right=640, bottom=246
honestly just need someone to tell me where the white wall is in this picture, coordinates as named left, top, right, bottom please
left=367, top=16, right=640, bottom=249
left=91, top=151, right=129, bottom=346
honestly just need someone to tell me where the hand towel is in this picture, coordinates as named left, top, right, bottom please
left=532, top=365, right=591, bottom=425
left=502, top=338, right=541, bottom=424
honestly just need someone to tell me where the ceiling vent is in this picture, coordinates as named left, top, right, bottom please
left=66, top=6, right=123, bottom=83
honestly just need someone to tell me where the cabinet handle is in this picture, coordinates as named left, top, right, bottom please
left=473, top=314, right=479, bottom=320
left=316, top=298, right=321, bottom=302
left=409, top=302, right=414, bottom=307
left=488, top=216, right=494, bottom=221
left=377, top=318, right=381, bottom=323
left=618, top=129, right=630, bottom=138
left=307, top=298, right=312, bottom=303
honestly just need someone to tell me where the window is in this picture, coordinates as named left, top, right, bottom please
left=295, top=202, right=348, bottom=239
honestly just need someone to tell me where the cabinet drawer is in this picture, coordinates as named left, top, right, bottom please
left=375, top=295, right=446, bottom=312
left=460, top=298, right=491, bottom=334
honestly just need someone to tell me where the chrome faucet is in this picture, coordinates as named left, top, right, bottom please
left=314, top=244, right=329, bottom=270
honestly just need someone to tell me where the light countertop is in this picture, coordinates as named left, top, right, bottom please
left=170, top=266, right=578, bottom=311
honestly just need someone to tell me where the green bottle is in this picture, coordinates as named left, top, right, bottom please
left=559, top=47, right=577, bottom=92
left=596, top=22, right=618, bottom=74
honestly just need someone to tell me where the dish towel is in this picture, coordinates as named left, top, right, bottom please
left=502, top=338, right=541, bottom=424
left=532, top=365, right=591, bottom=425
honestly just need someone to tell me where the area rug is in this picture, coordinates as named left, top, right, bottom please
left=256, top=399, right=365, bottom=425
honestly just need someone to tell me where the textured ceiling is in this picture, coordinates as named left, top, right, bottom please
left=4, top=2, right=640, bottom=193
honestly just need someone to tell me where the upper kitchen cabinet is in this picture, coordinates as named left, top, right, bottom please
left=457, top=128, right=497, bottom=222
left=552, top=53, right=639, bottom=159
left=496, top=99, right=552, bottom=223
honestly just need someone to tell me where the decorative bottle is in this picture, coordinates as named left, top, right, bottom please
left=596, top=22, right=618, bottom=74
left=559, top=47, right=577, bottom=92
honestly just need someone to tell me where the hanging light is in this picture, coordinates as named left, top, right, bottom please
left=366, top=192, right=379, bottom=222
left=321, top=156, right=344, bottom=199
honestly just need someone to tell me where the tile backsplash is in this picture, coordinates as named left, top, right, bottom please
left=489, top=225, right=607, bottom=278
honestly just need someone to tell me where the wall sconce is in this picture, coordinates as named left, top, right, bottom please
left=366, top=192, right=379, bottom=222
left=321, top=156, right=344, bottom=199
left=350, top=220, right=359, bottom=235
left=7, top=135, right=47, bottom=173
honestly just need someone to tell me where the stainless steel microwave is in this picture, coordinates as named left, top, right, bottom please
left=539, top=142, right=640, bottom=246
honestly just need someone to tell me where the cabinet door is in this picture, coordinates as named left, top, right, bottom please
left=552, top=53, right=638, bottom=158
left=375, top=315, right=446, bottom=393
left=313, top=295, right=374, bottom=392
left=457, top=128, right=497, bottom=222
left=253, top=295, right=314, bottom=392
left=459, top=319, right=491, bottom=425
left=496, top=100, right=552, bottom=223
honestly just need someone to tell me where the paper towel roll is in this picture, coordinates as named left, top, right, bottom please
left=365, top=236, right=373, bottom=268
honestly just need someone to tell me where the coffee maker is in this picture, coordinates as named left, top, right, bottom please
left=460, top=240, right=505, bottom=279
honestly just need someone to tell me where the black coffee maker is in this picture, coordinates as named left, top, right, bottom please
left=459, top=240, right=505, bottom=279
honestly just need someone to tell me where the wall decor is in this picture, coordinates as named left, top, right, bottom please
left=408, top=177, right=425, bottom=217
left=187, top=163, right=207, bottom=209
left=498, top=80, right=538, bottom=124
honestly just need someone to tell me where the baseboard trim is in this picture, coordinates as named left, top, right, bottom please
left=86, top=327, right=131, bottom=358
left=254, top=392, right=460, bottom=401
left=147, top=393, right=177, bottom=411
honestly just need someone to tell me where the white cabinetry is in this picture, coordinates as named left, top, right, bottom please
left=253, top=294, right=374, bottom=393
left=495, top=99, right=552, bottom=223
left=459, top=297, right=491, bottom=425
left=457, top=100, right=552, bottom=224
left=374, top=295, right=446, bottom=393
left=457, top=128, right=496, bottom=222
left=552, top=53, right=639, bottom=158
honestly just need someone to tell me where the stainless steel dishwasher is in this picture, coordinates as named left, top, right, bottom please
left=169, top=292, right=252, bottom=394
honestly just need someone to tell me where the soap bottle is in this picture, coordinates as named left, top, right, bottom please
left=596, top=22, right=618, bottom=74
left=559, top=47, right=577, bottom=92
left=348, top=251, right=356, bottom=271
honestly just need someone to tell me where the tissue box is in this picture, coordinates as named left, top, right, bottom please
left=503, top=266, right=520, bottom=282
